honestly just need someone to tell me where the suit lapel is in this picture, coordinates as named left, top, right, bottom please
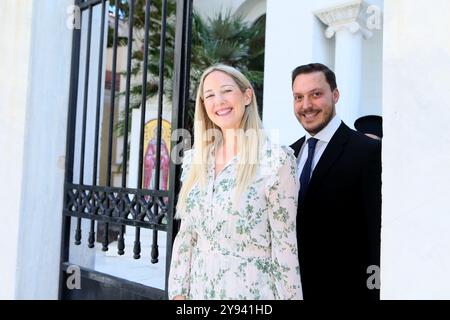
left=307, top=122, right=350, bottom=193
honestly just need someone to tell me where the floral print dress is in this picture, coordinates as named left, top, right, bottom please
left=168, top=139, right=303, bottom=300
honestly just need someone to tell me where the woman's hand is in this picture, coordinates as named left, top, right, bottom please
left=173, top=295, right=186, bottom=300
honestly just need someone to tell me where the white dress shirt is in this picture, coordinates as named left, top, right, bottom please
left=296, top=115, right=342, bottom=181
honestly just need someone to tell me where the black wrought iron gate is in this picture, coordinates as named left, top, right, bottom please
left=59, top=0, right=192, bottom=300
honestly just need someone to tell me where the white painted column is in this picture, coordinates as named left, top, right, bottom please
left=263, top=0, right=318, bottom=145
left=0, top=0, right=74, bottom=299
left=0, top=0, right=34, bottom=300
left=315, top=1, right=373, bottom=128
left=335, top=29, right=363, bottom=128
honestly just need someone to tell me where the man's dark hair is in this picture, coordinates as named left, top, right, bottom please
left=292, top=63, right=337, bottom=91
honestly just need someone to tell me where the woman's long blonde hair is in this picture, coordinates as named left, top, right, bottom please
left=176, top=64, right=265, bottom=216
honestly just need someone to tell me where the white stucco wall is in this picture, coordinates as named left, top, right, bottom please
left=14, top=0, right=74, bottom=299
left=263, top=0, right=313, bottom=145
left=235, top=0, right=266, bottom=23
left=194, top=0, right=246, bottom=20
left=0, top=0, right=34, bottom=300
left=263, top=0, right=383, bottom=145
left=361, top=0, right=383, bottom=119
left=381, top=0, right=450, bottom=299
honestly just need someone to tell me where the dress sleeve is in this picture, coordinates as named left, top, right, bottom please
left=180, top=149, right=194, bottom=183
left=266, top=146, right=303, bottom=300
left=168, top=149, right=197, bottom=299
left=168, top=212, right=197, bottom=299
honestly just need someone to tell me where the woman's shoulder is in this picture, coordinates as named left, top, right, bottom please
left=260, top=137, right=296, bottom=165
left=259, top=137, right=297, bottom=191
left=259, top=137, right=296, bottom=175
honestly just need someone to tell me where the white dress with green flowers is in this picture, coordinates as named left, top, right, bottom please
left=168, top=139, right=303, bottom=300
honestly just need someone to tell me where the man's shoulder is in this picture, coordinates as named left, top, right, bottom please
left=289, top=137, right=305, bottom=156
left=339, top=126, right=382, bottom=163
left=346, top=127, right=381, bottom=150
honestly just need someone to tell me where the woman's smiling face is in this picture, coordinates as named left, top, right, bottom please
left=202, top=70, right=252, bottom=132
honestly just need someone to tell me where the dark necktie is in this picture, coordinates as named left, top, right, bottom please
left=298, top=138, right=318, bottom=204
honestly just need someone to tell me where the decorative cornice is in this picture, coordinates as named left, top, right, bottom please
left=314, top=0, right=373, bottom=39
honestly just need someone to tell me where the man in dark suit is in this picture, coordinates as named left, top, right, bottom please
left=290, top=63, right=381, bottom=300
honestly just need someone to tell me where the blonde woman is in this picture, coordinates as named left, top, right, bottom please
left=168, top=64, right=302, bottom=300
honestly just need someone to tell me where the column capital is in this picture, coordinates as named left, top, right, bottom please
left=314, top=0, right=373, bottom=39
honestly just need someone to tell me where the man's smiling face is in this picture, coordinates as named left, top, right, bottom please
left=292, top=71, right=339, bottom=135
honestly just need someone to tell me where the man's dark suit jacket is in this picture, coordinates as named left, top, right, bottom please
left=290, top=122, right=381, bottom=300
